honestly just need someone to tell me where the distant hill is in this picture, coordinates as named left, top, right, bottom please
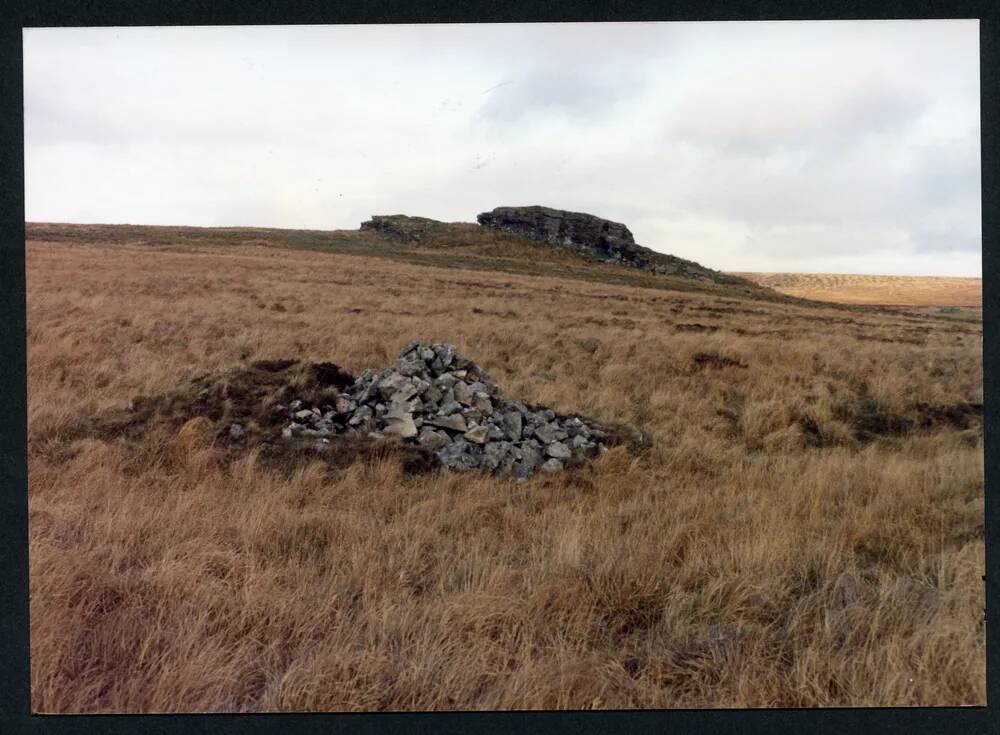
left=27, top=220, right=788, bottom=304
left=733, top=272, right=982, bottom=308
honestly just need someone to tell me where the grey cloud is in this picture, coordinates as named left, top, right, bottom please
left=476, top=67, right=644, bottom=125
left=666, top=78, right=928, bottom=155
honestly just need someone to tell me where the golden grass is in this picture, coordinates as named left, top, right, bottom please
left=27, top=235, right=984, bottom=712
left=732, top=272, right=982, bottom=308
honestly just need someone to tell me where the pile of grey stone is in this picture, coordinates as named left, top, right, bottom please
left=278, top=341, right=611, bottom=477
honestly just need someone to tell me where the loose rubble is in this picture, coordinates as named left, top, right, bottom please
left=277, top=341, right=613, bottom=477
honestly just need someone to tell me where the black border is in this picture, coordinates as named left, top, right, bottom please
left=1, top=2, right=996, bottom=734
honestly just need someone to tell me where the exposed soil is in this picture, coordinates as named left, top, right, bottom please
left=85, top=359, right=440, bottom=476
left=692, top=352, right=749, bottom=370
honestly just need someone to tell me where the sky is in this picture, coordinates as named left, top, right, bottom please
left=23, top=21, right=981, bottom=276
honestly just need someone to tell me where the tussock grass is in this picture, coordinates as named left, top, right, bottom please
left=27, top=237, right=984, bottom=711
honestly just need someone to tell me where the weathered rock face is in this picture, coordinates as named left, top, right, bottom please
left=360, top=215, right=446, bottom=242
left=477, top=205, right=746, bottom=285
left=477, top=205, right=636, bottom=255
left=277, top=341, right=624, bottom=477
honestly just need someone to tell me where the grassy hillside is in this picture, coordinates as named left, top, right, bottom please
left=26, top=222, right=786, bottom=303
left=26, top=231, right=983, bottom=711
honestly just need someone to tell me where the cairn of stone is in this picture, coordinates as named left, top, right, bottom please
left=277, top=341, right=610, bottom=477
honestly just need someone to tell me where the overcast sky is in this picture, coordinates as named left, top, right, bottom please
left=24, top=21, right=980, bottom=275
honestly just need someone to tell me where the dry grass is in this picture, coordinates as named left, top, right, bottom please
left=27, top=232, right=984, bottom=712
left=733, top=272, right=982, bottom=308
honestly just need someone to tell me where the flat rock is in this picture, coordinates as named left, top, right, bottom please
left=428, top=413, right=468, bottom=432
left=464, top=425, right=490, bottom=444
left=383, top=413, right=418, bottom=438
left=546, top=441, right=572, bottom=459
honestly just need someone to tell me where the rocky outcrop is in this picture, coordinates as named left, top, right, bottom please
left=477, top=205, right=748, bottom=285
left=360, top=215, right=447, bottom=242
left=477, top=206, right=636, bottom=254
left=276, top=341, right=633, bottom=478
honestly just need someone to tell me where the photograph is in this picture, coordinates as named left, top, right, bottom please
left=22, top=19, right=984, bottom=712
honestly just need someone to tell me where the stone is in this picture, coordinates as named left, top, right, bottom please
left=348, top=405, right=373, bottom=425
left=474, top=395, right=493, bottom=414
left=389, top=395, right=421, bottom=415
left=436, top=344, right=455, bottom=368
left=281, top=427, right=293, bottom=439
left=379, top=372, right=418, bottom=400
left=438, top=395, right=462, bottom=416
left=534, top=422, right=568, bottom=444
left=399, top=339, right=422, bottom=356
left=519, top=442, right=543, bottom=469
left=436, top=373, right=459, bottom=389
left=335, top=396, right=356, bottom=414
left=546, top=441, right=572, bottom=459
left=289, top=399, right=302, bottom=410
left=462, top=408, right=483, bottom=425
left=502, top=411, right=523, bottom=441
left=453, top=381, right=474, bottom=405
left=428, top=413, right=468, bottom=432
left=439, top=439, right=479, bottom=470
left=541, top=458, right=564, bottom=472
left=418, top=428, right=449, bottom=450
left=396, top=358, right=426, bottom=377
left=464, top=425, right=490, bottom=444
left=294, top=409, right=314, bottom=421
left=422, top=383, right=443, bottom=404
left=229, top=423, right=244, bottom=439
left=383, top=413, right=418, bottom=439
